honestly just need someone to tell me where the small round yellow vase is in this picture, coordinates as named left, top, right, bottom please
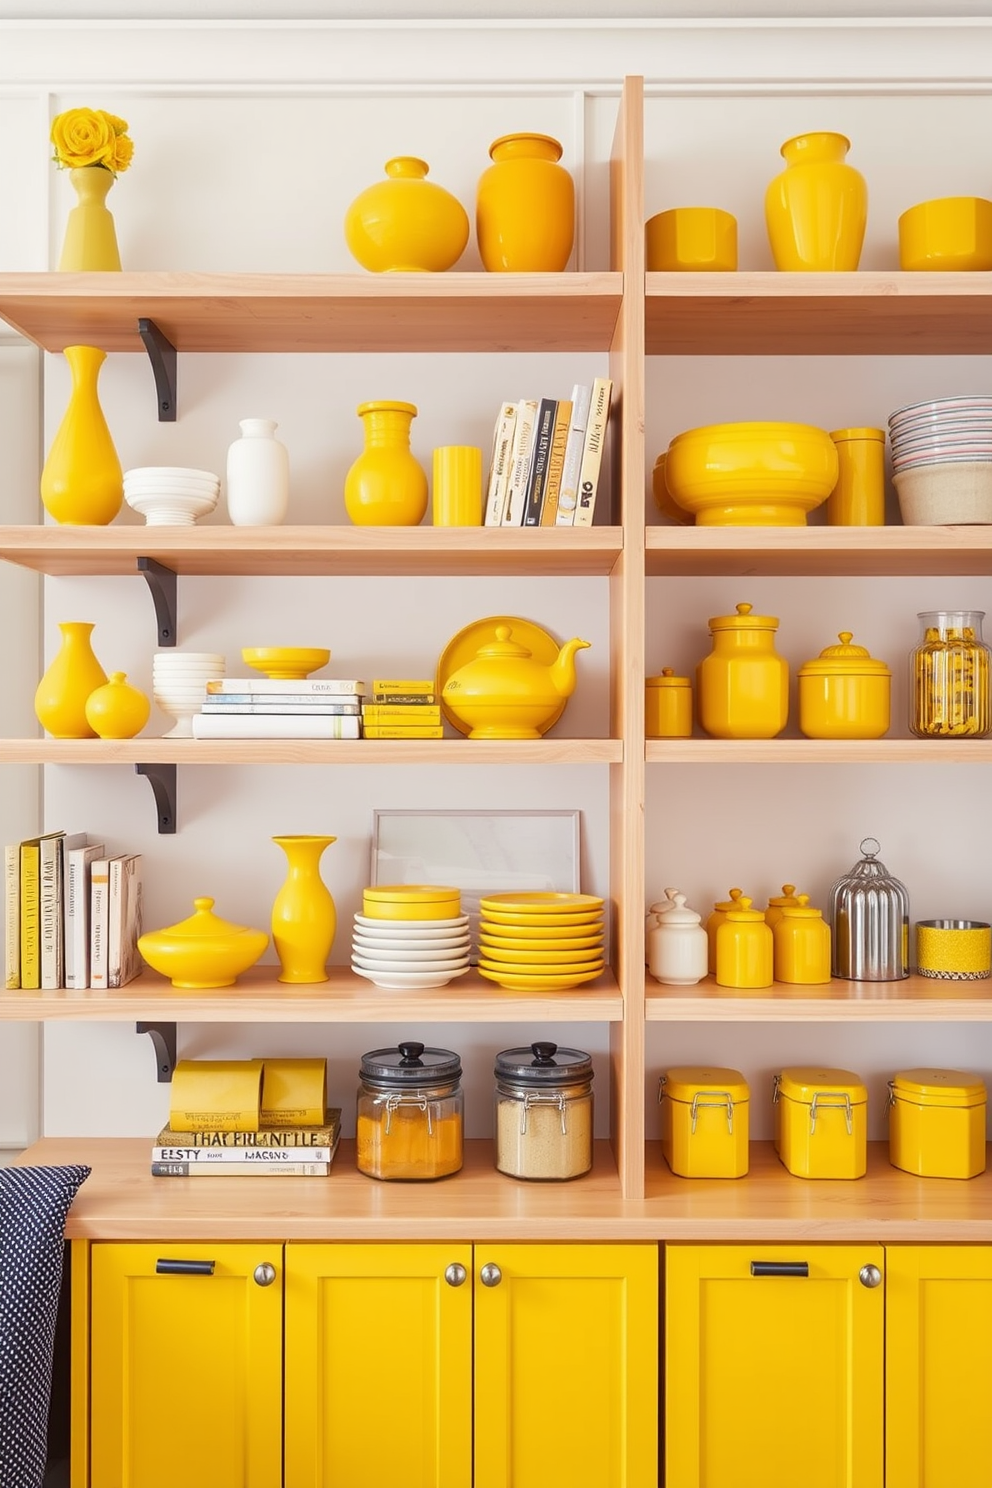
left=344, top=157, right=469, bottom=273
left=84, top=671, right=151, bottom=739
left=41, top=346, right=123, bottom=526
left=272, top=835, right=337, bottom=984
left=344, top=401, right=428, bottom=526
left=476, top=132, right=575, bottom=272
left=765, top=131, right=867, bottom=271
left=58, top=165, right=122, bottom=272
left=34, top=621, right=108, bottom=738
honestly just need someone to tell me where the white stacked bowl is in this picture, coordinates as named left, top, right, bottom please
left=889, top=398, right=992, bottom=524
left=124, top=466, right=221, bottom=526
left=152, top=651, right=225, bottom=737
left=350, top=911, right=472, bottom=990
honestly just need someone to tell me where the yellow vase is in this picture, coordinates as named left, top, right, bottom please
left=34, top=621, right=108, bottom=738
left=476, top=132, right=575, bottom=272
left=84, top=671, right=151, bottom=739
left=41, top=346, right=123, bottom=526
left=344, top=157, right=469, bottom=273
left=58, top=166, right=122, bottom=272
left=764, top=131, right=867, bottom=271
left=271, top=835, right=337, bottom=984
left=344, top=401, right=428, bottom=526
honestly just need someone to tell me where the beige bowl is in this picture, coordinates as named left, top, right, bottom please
left=893, top=461, right=992, bottom=525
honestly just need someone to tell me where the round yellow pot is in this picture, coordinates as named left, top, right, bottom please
left=440, top=623, right=590, bottom=739
left=898, top=195, right=992, bottom=271
left=476, top=132, right=574, bottom=272
left=697, top=602, right=789, bottom=739
left=645, top=206, right=738, bottom=271
left=41, top=346, right=123, bottom=526
left=798, top=631, right=891, bottom=740
left=665, top=420, right=838, bottom=526
left=765, top=131, right=867, bottom=272
left=345, top=156, right=469, bottom=273
left=34, top=621, right=108, bottom=738
left=272, top=835, right=337, bottom=983
left=344, top=401, right=428, bottom=526
left=58, top=165, right=122, bottom=272
left=84, top=671, right=151, bottom=739
left=138, top=897, right=269, bottom=989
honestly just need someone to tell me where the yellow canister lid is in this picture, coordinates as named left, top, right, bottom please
left=646, top=668, right=691, bottom=689
left=767, top=883, right=798, bottom=909
left=890, top=1067, right=987, bottom=1108
left=364, top=884, right=461, bottom=903
left=725, top=895, right=765, bottom=922
left=829, top=427, right=886, bottom=443
left=660, top=1066, right=750, bottom=1104
left=708, top=602, right=778, bottom=632
left=712, top=887, right=745, bottom=913
left=776, top=1066, right=868, bottom=1105
left=798, top=633, right=891, bottom=678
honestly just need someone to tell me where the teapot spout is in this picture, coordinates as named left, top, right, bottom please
left=549, top=637, right=591, bottom=699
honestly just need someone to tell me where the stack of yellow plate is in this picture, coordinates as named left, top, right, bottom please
left=362, top=885, right=462, bottom=921
left=477, top=892, right=606, bottom=991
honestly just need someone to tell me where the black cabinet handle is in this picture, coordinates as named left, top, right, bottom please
left=750, top=1261, right=809, bottom=1278
left=156, top=1258, right=215, bottom=1276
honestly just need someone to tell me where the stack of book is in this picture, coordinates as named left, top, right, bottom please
left=191, top=677, right=366, bottom=739
left=484, top=376, right=613, bottom=529
left=362, top=679, right=443, bottom=738
left=4, top=830, right=142, bottom=991
left=152, top=1108, right=343, bottom=1177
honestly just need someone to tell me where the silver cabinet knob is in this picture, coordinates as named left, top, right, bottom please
left=253, top=1262, right=277, bottom=1287
left=480, top=1263, right=502, bottom=1288
left=445, top=1263, right=467, bottom=1288
left=859, top=1263, right=882, bottom=1289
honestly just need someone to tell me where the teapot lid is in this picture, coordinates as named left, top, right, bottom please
left=155, top=897, right=261, bottom=940
left=799, top=632, right=891, bottom=677
left=474, top=625, right=532, bottom=660
left=708, top=602, right=779, bottom=632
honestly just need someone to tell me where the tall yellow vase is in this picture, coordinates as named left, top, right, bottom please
left=34, top=622, right=108, bottom=738
left=271, top=835, right=337, bottom=984
left=58, top=166, right=122, bottom=272
left=476, top=132, right=575, bottom=272
left=764, top=131, right=867, bottom=271
left=344, top=401, right=428, bottom=526
left=41, top=346, right=123, bottom=526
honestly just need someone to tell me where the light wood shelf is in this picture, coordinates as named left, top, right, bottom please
left=646, top=525, right=992, bottom=578
left=646, top=738, right=992, bottom=764
left=0, top=737, right=622, bottom=765
left=646, top=270, right=992, bottom=356
left=0, top=271, right=622, bottom=354
left=0, top=964, right=622, bottom=1023
left=0, top=525, right=623, bottom=578
left=646, top=973, right=992, bottom=1021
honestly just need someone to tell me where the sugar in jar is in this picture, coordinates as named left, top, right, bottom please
left=494, top=1042, right=593, bottom=1181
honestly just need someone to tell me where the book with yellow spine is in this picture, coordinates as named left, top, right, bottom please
left=364, top=725, right=445, bottom=739
left=155, top=1110, right=341, bottom=1148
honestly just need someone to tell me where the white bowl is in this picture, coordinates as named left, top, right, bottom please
left=894, top=461, right=992, bottom=524
left=126, top=491, right=220, bottom=527
left=352, top=946, right=470, bottom=966
left=125, top=465, right=221, bottom=482
left=353, top=913, right=469, bottom=931
left=124, top=473, right=220, bottom=489
left=153, top=652, right=225, bottom=665
left=351, top=965, right=471, bottom=990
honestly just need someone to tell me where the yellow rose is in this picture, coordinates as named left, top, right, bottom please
left=99, top=111, right=130, bottom=136
left=50, top=108, right=116, bottom=170
left=110, top=134, right=134, bottom=174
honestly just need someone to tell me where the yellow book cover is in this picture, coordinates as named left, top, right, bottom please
left=19, top=840, right=41, bottom=990
left=540, top=399, right=572, bottom=527
left=169, top=1058, right=264, bottom=1133
left=362, top=705, right=442, bottom=722
left=5, top=843, right=19, bottom=989
left=260, top=1057, right=327, bottom=1128
left=363, top=725, right=445, bottom=738
left=371, top=679, right=435, bottom=695
left=156, top=1110, right=342, bottom=1148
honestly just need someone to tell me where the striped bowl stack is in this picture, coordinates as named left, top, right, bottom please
left=889, top=396, right=992, bottom=524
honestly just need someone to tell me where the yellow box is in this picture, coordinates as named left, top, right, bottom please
left=260, top=1057, right=327, bottom=1129
left=169, top=1058, right=264, bottom=1133
left=774, top=1066, right=867, bottom=1179
left=659, top=1066, right=749, bottom=1178
left=888, top=1067, right=987, bottom=1179
left=363, top=884, right=461, bottom=920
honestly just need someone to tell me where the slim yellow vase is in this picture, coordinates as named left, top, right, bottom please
left=34, top=622, right=108, bottom=738
left=41, top=346, right=123, bottom=525
left=271, top=835, right=337, bottom=984
left=58, top=165, right=122, bottom=272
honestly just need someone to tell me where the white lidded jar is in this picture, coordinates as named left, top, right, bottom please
left=645, top=886, right=681, bottom=963
left=648, top=891, right=708, bottom=985
left=226, top=417, right=290, bottom=526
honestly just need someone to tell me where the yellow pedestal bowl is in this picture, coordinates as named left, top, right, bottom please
left=242, top=647, right=330, bottom=680
left=664, top=421, right=839, bottom=526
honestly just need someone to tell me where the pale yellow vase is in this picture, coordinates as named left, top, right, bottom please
left=41, top=346, right=123, bottom=526
left=58, top=166, right=122, bottom=272
left=476, top=132, right=575, bottom=272
left=765, top=131, right=867, bottom=272
left=271, top=835, right=337, bottom=984
left=34, top=621, right=108, bottom=738
left=344, top=401, right=428, bottom=526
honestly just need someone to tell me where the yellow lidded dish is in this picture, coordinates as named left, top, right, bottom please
left=888, top=1067, right=987, bottom=1179
left=798, top=631, right=891, bottom=740
left=362, top=884, right=462, bottom=921
left=697, top=602, right=789, bottom=740
left=773, top=1065, right=868, bottom=1178
left=659, top=1066, right=750, bottom=1178
left=645, top=669, right=692, bottom=738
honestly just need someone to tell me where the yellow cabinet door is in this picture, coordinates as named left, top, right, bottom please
left=666, top=1244, right=884, bottom=1488
left=474, top=1242, right=659, bottom=1488
left=89, top=1241, right=282, bottom=1488
left=284, top=1242, right=473, bottom=1488
left=886, top=1245, right=992, bottom=1488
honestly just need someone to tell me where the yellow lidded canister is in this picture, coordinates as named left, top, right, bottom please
left=659, top=1065, right=750, bottom=1178
left=773, top=1065, right=867, bottom=1178
left=888, top=1067, right=987, bottom=1179
left=645, top=669, right=692, bottom=738
left=798, top=631, right=891, bottom=740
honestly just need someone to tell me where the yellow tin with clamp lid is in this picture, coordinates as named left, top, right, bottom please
left=773, top=1065, right=867, bottom=1178
left=888, top=1067, right=987, bottom=1179
left=659, top=1065, right=750, bottom=1177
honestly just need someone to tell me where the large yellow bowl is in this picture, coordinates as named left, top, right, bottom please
left=242, top=647, right=330, bottom=680
left=664, top=421, right=839, bottom=526
left=898, top=196, right=992, bottom=272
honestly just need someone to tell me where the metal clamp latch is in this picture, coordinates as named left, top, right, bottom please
left=517, top=1090, right=567, bottom=1136
left=690, top=1091, right=734, bottom=1135
left=809, top=1091, right=853, bottom=1135
left=384, top=1092, right=432, bottom=1135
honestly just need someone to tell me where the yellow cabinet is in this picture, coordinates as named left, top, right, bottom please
left=474, top=1243, right=659, bottom=1488
left=88, top=1241, right=283, bottom=1488
left=886, top=1245, right=992, bottom=1488
left=284, top=1242, right=473, bottom=1488
left=665, top=1243, right=884, bottom=1488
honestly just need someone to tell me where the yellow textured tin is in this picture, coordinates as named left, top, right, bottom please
left=888, top=1067, right=987, bottom=1179
left=659, top=1066, right=749, bottom=1178
left=773, top=1066, right=867, bottom=1179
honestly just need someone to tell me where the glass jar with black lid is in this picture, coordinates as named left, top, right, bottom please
left=356, top=1040, right=463, bottom=1181
left=494, top=1041, right=594, bottom=1181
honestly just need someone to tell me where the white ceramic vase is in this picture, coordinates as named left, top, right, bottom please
left=226, top=418, right=290, bottom=525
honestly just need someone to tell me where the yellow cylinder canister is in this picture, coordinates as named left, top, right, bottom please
left=888, top=1067, right=987, bottom=1179
left=704, top=887, right=744, bottom=974
left=773, top=895, right=832, bottom=985
left=826, top=427, right=886, bottom=526
left=774, top=1066, right=867, bottom=1178
left=715, top=896, right=773, bottom=989
left=798, top=631, right=891, bottom=740
left=764, top=883, right=799, bottom=930
left=697, top=602, right=789, bottom=739
left=645, top=669, right=693, bottom=738
left=659, top=1066, right=750, bottom=1178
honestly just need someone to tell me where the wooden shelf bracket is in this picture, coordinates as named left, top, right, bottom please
left=136, top=1021, right=177, bottom=1082
left=136, top=557, right=177, bottom=646
left=137, top=317, right=178, bottom=422
left=135, top=762, right=177, bottom=834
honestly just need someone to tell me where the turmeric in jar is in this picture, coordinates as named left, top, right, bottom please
left=356, top=1100, right=463, bottom=1180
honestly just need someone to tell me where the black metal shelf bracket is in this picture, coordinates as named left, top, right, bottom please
left=137, top=1022, right=177, bottom=1083
left=137, top=316, right=178, bottom=422
left=137, top=557, right=177, bottom=646
left=135, top=762, right=177, bottom=834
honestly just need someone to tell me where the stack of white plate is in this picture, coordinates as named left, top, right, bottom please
left=478, top=893, right=606, bottom=992
left=124, top=466, right=221, bottom=526
left=351, top=913, right=472, bottom=990
left=153, top=651, right=225, bottom=737
left=889, top=397, right=992, bottom=524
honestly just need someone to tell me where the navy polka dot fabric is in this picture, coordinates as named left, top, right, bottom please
left=0, top=1165, right=90, bottom=1488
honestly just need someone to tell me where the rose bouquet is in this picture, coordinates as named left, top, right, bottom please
left=51, top=108, right=133, bottom=175
left=52, top=109, right=133, bottom=270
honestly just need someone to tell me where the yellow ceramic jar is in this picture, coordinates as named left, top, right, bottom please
left=697, top=602, right=789, bottom=739
left=765, top=131, right=867, bottom=272
left=83, top=671, right=150, bottom=739
left=344, top=157, right=470, bottom=273
left=659, top=1066, right=750, bottom=1178
left=645, top=207, right=738, bottom=272
left=476, top=132, right=575, bottom=272
left=888, top=1067, right=987, bottom=1179
left=798, top=631, right=891, bottom=740
left=898, top=196, right=992, bottom=272
left=40, top=346, right=123, bottom=526
left=827, top=428, right=886, bottom=526
left=34, top=621, right=108, bottom=739
left=645, top=670, right=692, bottom=738
left=763, top=883, right=799, bottom=930
left=138, top=897, right=269, bottom=989
left=773, top=895, right=832, bottom=985
left=344, top=401, right=428, bottom=527
left=705, top=887, right=744, bottom=974
left=715, top=897, right=773, bottom=989
left=774, top=1066, right=868, bottom=1178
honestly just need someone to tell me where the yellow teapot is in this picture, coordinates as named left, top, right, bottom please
left=441, top=624, right=590, bottom=739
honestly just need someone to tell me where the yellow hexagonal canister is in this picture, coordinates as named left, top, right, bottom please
left=888, top=1067, right=987, bottom=1179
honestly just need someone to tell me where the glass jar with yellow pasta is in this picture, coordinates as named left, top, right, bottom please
left=356, top=1040, right=463, bottom=1180
left=911, top=610, right=991, bottom=738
